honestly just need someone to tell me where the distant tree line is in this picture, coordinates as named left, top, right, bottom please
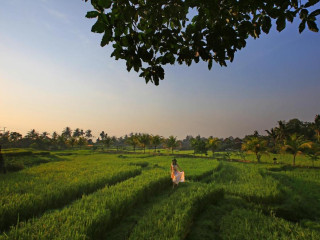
left=0, top=115, right=319, bottom=166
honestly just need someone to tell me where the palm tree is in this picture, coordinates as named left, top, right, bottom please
left=80, top=129, right=85, bottom=137
left=0, top=145, right=6, bottom=174
left=275, top=120, right=287, bottom=145
left=77, top=137, right=87, bottom=149
left=166, top=136, right=179, bottom=154
left=139, top=134, right=151, bottom=154
left=151, top=135, right=163, bottom=152
left=241, top=137, right=268, bottom=163
left=51, top=132, right=58, bottom=146
left=282, top=134, right=312, bottom=166
left=207, top=137, right=221, bottom=157
left=265, top=128, right=277, bottom=152
left=306, top=143, right=320, bottom=167
left=57, top=135, right=67, bottom=149
left=73, top=128, right=81, bottom=138
left=68, top=137, right=77, bottom=148
left=26, top=129, right=39, bottom=140
left=314, top=114, right=320, bottom=142
left=85, top=129, right=92, bottom=139
left=62, top=127, right=72, bottom=139
left=9, top=132, right=22, bottom=145
left=126, top=133, right=140, bottom=152
left=99, top=132, right=112, bottom=151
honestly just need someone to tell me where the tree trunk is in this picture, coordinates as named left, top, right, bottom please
left=144, top=145, right=145, bottom=154
left=256, top=152, right=260, bottom=163
left=293, top=154, right=296, bottom=166
left=172, top=147, right=173, bottom=154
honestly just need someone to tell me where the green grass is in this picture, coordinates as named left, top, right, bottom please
left=0, top=154, right=141, bottom=231
left=128, top=183, right=224, bottom=240
left=0, top=168, right=170, bottom=240
left=0, top=150, right=319, bottom=239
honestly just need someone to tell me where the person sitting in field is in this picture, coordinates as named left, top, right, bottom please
left=171, top=158, right=184, bottom=188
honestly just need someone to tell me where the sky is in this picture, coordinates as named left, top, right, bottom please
left=0, top=0, right=320, bottom=139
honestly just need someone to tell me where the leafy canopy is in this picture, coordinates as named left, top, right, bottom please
left=85, top=0, right=320, bottom=85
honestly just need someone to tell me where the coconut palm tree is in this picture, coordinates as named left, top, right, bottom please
left=265, top=128, right=278, bottom=152
left=166, top=136, right=179, bottom=154
left=51, top=132, right=58, bottom=147
left=77, top=137, right=87, bottom=149
left=85, top=129, right=92, bottom=139
left=207, top=137, right=221, bottom=157
left=314, top=114, right=320, bottom=142
left=26, top=129, right=39, bottom=140
left=62, top=127, right=72, bottom=139
left=139, top=134, right=151, bottom=154
left=306, top=143, right=320, bottom=167
left=241, top=137, right=268, bottom=163
left=99, top=132, right=112, bottom=151
left=275, top=120, right=288, bottom=145
left=68, top=137, right=77, bottom=149
left=151, top=135, right=163, bottom=152
left=9, top=132, right=22, bottom=145
left=73, top=128, right=81, bottom=138
left=282, top=134, right=312, bottom=166
left=126, top=133, right=140, bottom=152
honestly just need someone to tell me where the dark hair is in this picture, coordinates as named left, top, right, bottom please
left=172, top=158, right=177, bottom=165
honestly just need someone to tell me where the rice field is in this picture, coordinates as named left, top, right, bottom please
left=0, top=150, right=319, bottom=239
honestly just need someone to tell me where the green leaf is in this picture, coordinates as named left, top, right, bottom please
left=208, top=59, right=213, bottom=70
left=101, top=29, right=112, bottom=47
left=309, top=9, right=320, bottom=18
left=300, top=9, right=309, bottom=19
left=305, top=0, right=320, bottom=8
left=262, top=16, right=272, bottom=34
left=86, top=11, right=99, bottom=19
left=307, top=20, right=319, bottom=32
left=276, top=16, right=286, bottom=32
left=292, top=0, right=299, bottom=8
left=98, top=0, right=112, bottom=8
left=299, top=20, right=306, bottom=33
left=286, top=12, right=294, bottom=23
left=91, top=21, right=105, bottom=33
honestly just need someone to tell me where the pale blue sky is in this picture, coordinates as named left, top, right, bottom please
left=1, top=0, right=319, bottom=139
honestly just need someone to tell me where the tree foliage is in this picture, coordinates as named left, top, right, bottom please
left=242, top=136, right=268, bottom=162
left=166, top=135, right=179, bottom=154
left=85, top=0, right=319, bottom=85
left=282, top=133, right=312, bottom=166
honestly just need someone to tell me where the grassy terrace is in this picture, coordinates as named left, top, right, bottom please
left=0, top=150, right=319, bottom=239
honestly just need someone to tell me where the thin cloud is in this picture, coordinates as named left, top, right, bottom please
left=47, top=8, right=70, bottom=24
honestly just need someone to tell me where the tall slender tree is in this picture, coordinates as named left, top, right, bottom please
left=166, top=136, right=179, bottom=154
left=85, top=129, right=92, bottom=139
left=282, top=134, right=312, bottom=166
left=62, top=127, right=72, bottom=139
left=139, top=134, right=151, bottom=154
left=151, top=135, right=163, bottom=152
left=73, top=128, right=81, bottom=138
left=306, top=143, right=320, bottom=167
left=126, top=133, right=140, bottom=152
left=207, top=137, right=221, bottom=157
left=0, top=145, right=6, bottom=174
left=242, top=137, right=268, bottom=163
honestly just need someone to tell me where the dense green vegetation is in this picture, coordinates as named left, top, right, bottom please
left=1, top=115, right=319, bottom=172
left=85, top=0, right=319, bottom=85
left=0, top=149, right=319, bottom=239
